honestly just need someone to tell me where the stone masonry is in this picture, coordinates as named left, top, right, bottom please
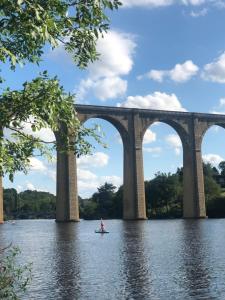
left=54, top=105, right=225, bottom=221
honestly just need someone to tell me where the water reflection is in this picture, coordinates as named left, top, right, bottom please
left=180, top=220, right=216, bottom=299
left=53, top=223, right=81, bottom=300
left=121, top=221, right=155, bottom=300
left=1, top=219, right=225, bottom=299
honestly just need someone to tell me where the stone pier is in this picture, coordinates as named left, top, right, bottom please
left=56, top=134, right=79, bottom=222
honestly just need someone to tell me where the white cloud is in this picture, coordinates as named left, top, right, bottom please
left=78, top=76, right=127, bottom=101
left=15, top=180, right=55, bottom=194
left=27, top=156, right=57, bottom=182
left=203, top=153, right=224, bottom=166
left=149, top=70, right=166, bottom=82
left=77, top=30, right=136, bottom=101
left=122, top=0, right=207, bottom=7
left=3, top=119, right=55, bottom=143
left=190, top=7, right=208, bottom=16
left=143, top=129, right=156, bottom=144
left=139, top=60, right=199, bottom=83
left=117, top=91, right=187, bottom=111
left=170, top=61, right=199, bottom=82
left=77, top=152, right=109, bottom=168
left=211, top=97, right=225, bottom=114
left=142, top=70, right=166, bottom=82
left=202, top=52, right=225, bottom=83
left=182, top=0, right=205, bottom=5
left=78, top=173, right=122, bottom=197
left=89, top=31, right=136, bottom=79
left=16, top=185, right=23, bottom=193
left=166, top=134, right=182, bottom=155
left=76, top=151, right=122, bottom=197
left=77, top=169, right=97, bottom=181
left=28, top=157, right=47, bottom=172
left=47, top=170, right=56, bottom=181
left=100, top=176, right=122, bottom=187
left=23, top=125, right=55, bottom=143
left=143, top=146, right=162, bottom=153
left=26, top=182, right=35, bottom=190
left=122, top=0, right=174, bottom=7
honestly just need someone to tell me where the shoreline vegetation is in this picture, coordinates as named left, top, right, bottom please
left=3, top=163, right=225, bottom=220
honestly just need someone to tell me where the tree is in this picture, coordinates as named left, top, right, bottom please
left=204, top=176, right=221, bottom=203
left=0, top=246, right=32, bottom=299
left=145, top=172, right=183, bottom=218
left=219, top=161, right=225, bottom=176
left=92, top=182, right=116, bottom=218
left=3, top=188, right=18, bottom=218
left=0, top=0, right=121, bottom=180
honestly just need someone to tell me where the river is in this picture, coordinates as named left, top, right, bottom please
left=1, top=219, right=225, bottom=299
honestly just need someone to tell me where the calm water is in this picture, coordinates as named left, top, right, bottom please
left=1, top=219, right=225, bottom=299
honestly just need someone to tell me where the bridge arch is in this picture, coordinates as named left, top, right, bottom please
left=141, top=118, right=189, bottom=150
left=200, top=122, right=225, bottom=146
left=78, top=113, right=129, bottom=145
left=142, top=121, right=183, bottom=218
left=78, top=117, right=123, bottom=207
left=201, top=124, right=225, bottom=216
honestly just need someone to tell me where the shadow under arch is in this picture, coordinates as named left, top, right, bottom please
left=142, top=120, right=184, bottom=219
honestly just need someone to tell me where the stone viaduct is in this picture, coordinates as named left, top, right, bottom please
left=55, top=104, right=225, bottom=222
left=1, top=104, right=225, bottom=223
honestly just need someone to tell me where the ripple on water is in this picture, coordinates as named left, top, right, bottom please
left=0, top=219, right=225, bottom=299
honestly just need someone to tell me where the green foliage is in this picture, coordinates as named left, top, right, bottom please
left=4, top=189, right=56, bottom=219
left=0, top=0, right=121, bottom=180
left=80, top=199, right=98, bottom=220
left=219, top=161, right=225, bottom=176
left=207, top=196, right=225, bottom=218
left=80, top=182, right=122, bottom=219
left=3, top=188, right=18, bottom=218
left=4, top=163, right=225, bottom=220
left=204, top=175, right=221, bottom=203
left=0, top=73, right=105, bottom=180
left=0, top=246, right=32, bottom=299
left=0, top=0, right=122, bottom=69
left=145, top=172, right=183, bottom=218
left=92, top=182, right=117, bottom=218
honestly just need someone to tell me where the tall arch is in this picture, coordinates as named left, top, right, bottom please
left=143, top=121, right=183, bottom=218
left=78, top=116, right=124, bottom=206
left=77, top=113, right=146, bottom=220
left=201, top=123, right=225, bottom=217
left=140, top=115, right=206, bottom=218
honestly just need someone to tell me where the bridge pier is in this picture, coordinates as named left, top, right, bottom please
left=56, top=143, right=79, bottom=222
left=183, top=119, right=206, bottom=218
left=123, top=113, right=147, bottom=220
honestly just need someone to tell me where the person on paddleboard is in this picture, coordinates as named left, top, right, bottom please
left=100, top=218, right=105, bottom=232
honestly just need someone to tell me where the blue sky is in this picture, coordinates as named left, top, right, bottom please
left=4, top=0, right=225, bottom=197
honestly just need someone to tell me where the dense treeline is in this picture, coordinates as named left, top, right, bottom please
left=4, top=190, right=56, bottom=220
left=4, top=162, right=225, bottom=220
left=80, top=162, right=225, bottom=219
